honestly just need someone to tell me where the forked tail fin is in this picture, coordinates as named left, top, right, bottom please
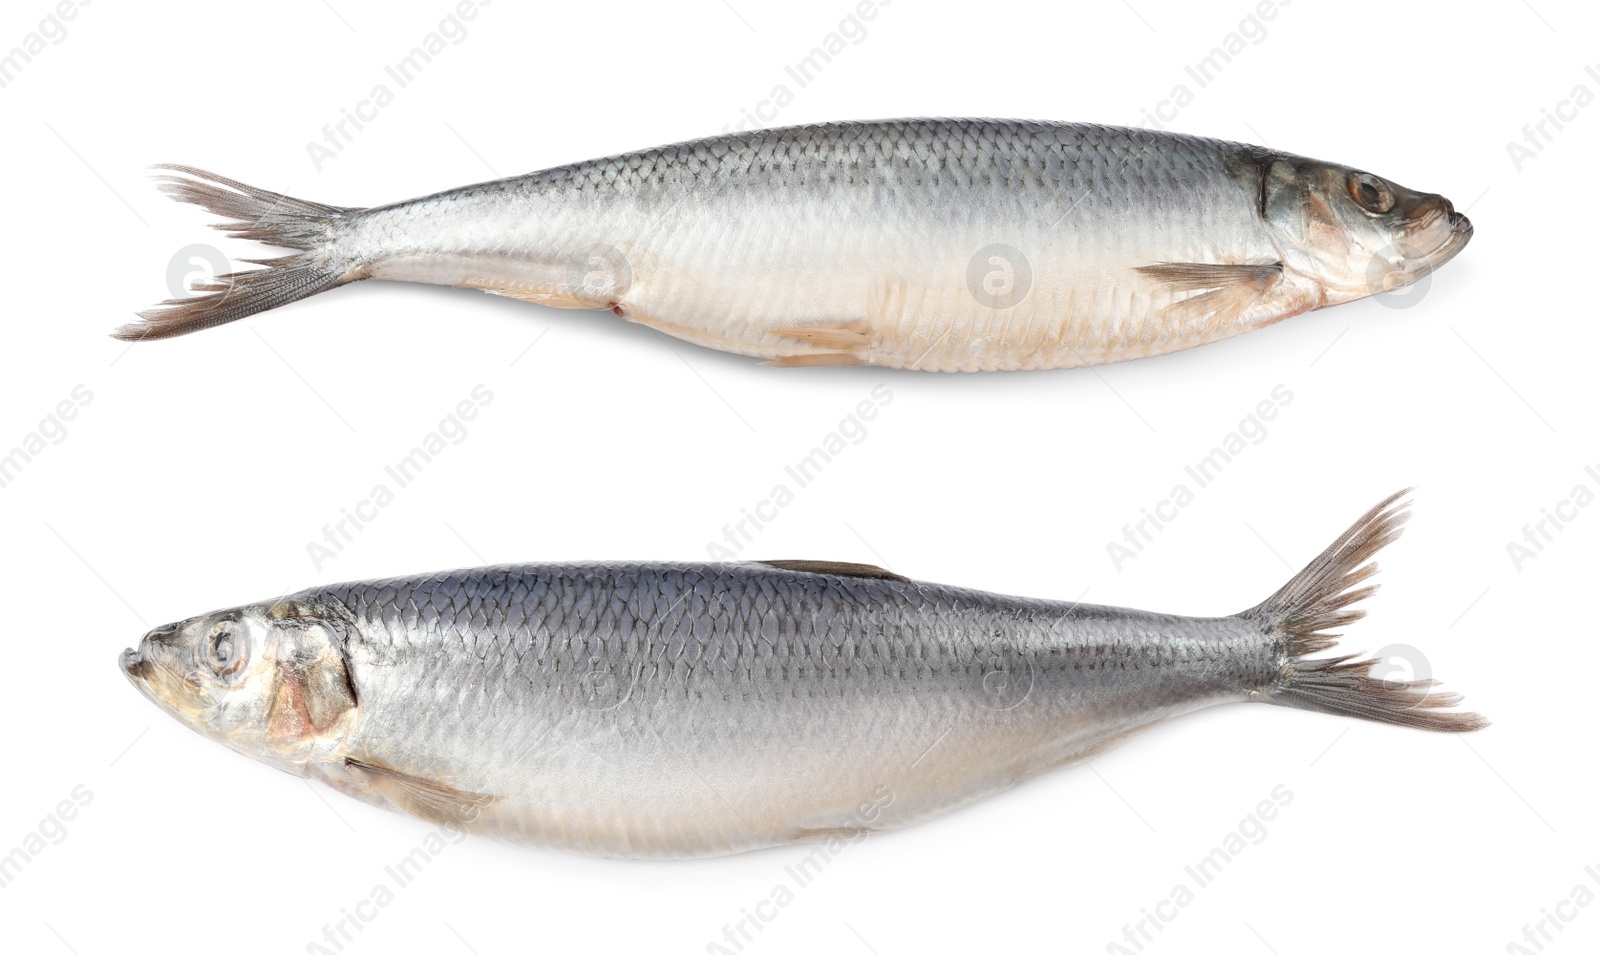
left=116, top=166, right=363, bottom=341
left=1244, top=490, right=1487, bottom=732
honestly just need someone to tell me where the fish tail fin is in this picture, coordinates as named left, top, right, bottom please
left=116, top=165, right=364, bottom=341
left=1243, top=490, right=1487, bottom=732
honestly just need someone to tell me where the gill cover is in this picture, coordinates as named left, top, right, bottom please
left=262, top=600, right=358, bottom=747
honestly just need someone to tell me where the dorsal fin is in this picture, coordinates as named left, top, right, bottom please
left=756, top=560, right=909, bottom=582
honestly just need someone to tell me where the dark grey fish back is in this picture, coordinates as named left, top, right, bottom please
left=316, top=562, right=1043, bottom=674
left=417, top=120, right=1260, bottom=215
left=310, top=561, right=1240, bottom=715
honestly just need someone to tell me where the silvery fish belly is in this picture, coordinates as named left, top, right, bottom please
left=120, top=494, right=1483, bottom=859
left=121, top=120, right=1472, bottom=371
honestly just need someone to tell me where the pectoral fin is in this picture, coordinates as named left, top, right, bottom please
left=344, top=758, right=496, bottom=830
left=1137, top=262, right=1284, bottom=327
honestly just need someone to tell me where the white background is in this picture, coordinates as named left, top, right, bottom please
left=0, top=0, right=1591, bottom=952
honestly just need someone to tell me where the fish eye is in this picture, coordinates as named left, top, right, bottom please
left=206, top=622, right=247, bottom=677
left=1347, top=172, right=1395, bottom=214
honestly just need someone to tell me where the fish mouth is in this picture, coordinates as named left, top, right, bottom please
left=120, top=645, right=190, bottom=717
left=1408, top=211, right=1473, bottom=281
left=1445, top=208, right=1473, bottom=249
left=1388, top=202, right=1472, bottom=286
left=120, top=647, right=158, bottom=703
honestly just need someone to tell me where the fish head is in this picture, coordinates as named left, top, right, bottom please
left=120, top=600, right=356, bottom=772
left=1262, top=157, right=1472, bottom=306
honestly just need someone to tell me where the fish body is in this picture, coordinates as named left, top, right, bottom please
left=123, top=121, right=1471, bottom=371
left=316, top=564, right=1253, bottom=856
left=121, top=494, right=1483, bottom=858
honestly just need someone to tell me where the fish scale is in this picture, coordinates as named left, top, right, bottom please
left=299, top=561, right=1286, bottom=856
left=123, top=120, right=1470, bottom=368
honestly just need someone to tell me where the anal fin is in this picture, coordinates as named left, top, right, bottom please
left=770, top=321, right=872, bottom=351
left=762, top=352, right=865, bottom=368
left=469, top=280, right=604, bottom=310
left=345, top=757, right=496, bottom=830
left=765, top=319, right=872, bottom=367
left=794, top=825, right=878, bottom=843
